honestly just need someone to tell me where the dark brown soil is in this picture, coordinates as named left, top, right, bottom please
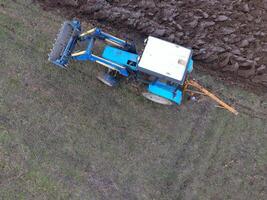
left=37, top=0, right=267, bottom=89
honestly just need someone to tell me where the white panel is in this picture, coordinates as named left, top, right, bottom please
left=138, top=36, right=192, bottom=81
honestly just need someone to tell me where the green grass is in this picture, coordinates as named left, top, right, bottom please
left=0, top=0, right=266, bottom=199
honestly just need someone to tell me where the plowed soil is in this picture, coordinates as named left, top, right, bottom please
left=37, top=0, right=267, bottom=90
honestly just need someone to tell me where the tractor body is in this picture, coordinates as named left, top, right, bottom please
left=48, top=20, right=194, bottom=105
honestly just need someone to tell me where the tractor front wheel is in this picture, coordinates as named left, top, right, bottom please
left=97, top=71, right=118, bottom=87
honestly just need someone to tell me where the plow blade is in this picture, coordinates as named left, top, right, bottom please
left=48, top=20, right=81, bottom=68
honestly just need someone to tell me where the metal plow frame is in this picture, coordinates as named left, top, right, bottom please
left=48, top=20, right=81, bottom=68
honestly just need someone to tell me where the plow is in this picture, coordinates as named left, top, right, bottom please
left=48, top=19, right=238, bottom=115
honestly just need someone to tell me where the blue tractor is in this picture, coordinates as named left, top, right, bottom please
left=48, top=20, right=239, bottom=115
left=49, top=20, right=194, bottom=106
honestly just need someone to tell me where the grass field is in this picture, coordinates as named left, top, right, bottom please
left=0, top=0, right=266, bottom=199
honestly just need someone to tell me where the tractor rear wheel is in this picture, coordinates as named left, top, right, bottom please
left=142, top=92, right=173, bottom=105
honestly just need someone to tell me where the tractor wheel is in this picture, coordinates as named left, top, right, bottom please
left=142, top=92, right=173, bottom=106
left=97, top=72, right=118, bottom=87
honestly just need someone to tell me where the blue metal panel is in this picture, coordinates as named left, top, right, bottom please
left=148, top=81, right=183, bottom=105
left=187, top=59, right=193, bottom=73
left=102, top=46, right=139, bottom=70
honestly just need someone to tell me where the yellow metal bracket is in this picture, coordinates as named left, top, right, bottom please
left=80, top=28, right=96, bottom=37
left=71, top=51, right=86, bottom=57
